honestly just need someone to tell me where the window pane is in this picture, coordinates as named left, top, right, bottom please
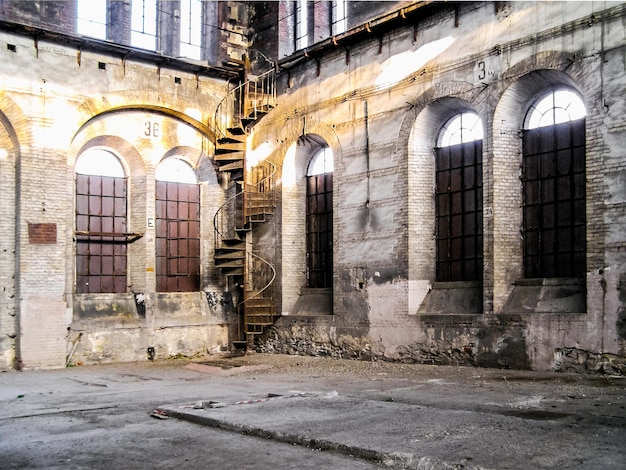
left=307, top=147, right=333, bottom=176
left=156, top=158, right=198, bottom=183
left=77, top=0, right=107, bottom=39
left=434, top=139, right=483, bottom=282
left=526, top=90, right=586, bottom=130
left=131, top=0, right=157, bottom=49
left=180, top=0, right=202, bottom=60
left=439, top=112, right=483, bottom=148
left=522, top=118, right=586, bottom=278
left=296, top=0, right=309, bottom=50
left=76, top=149, right=125, bottom=177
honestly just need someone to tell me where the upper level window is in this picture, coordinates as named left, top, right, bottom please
left=131, top=0, right=157, bottom=50
left=77, top=0, right=107, bottom=40
left=295, top=0, right=309, bottom=51
left=332, top=0, right=347, bottom=36
left=438, top=112, right=484, bottom=148
left=179, top=0, right=202, bottom=60
left=525, top=89, right=586, bottom=129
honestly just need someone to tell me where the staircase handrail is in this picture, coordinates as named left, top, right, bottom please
left=214, top=65, right=276, bottom=144
left=213, top=158, right=276, bottom=250
left=213, top=186, right=243, bottom=251
left=237, top=251, right=276, bottom=308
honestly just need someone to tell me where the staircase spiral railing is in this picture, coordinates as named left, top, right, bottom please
left=214, top=52, right=276, bottom=145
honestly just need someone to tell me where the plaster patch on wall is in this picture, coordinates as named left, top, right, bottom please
left=408, top=280, right=431, bottom=315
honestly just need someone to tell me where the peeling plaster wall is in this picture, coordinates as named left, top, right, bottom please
left=253, top=1, right=626, bottom=372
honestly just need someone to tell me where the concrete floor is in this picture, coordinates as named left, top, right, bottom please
left=1, top=353, right=624, bottom=469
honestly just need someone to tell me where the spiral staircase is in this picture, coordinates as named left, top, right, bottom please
left=213, top=53, right=279, bottom=349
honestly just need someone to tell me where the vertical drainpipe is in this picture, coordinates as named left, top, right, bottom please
left=364, top=100, right=370, bottom=207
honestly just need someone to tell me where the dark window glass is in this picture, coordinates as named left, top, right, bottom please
left=76, top=174, right=127, bottom=293
left=435, top=140, right=483, bottom=282
left=522, top=119, right=586, bottom=278
left=155, top=181, right=201, bottom=292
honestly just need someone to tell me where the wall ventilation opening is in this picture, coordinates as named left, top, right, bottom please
left=98, top=61, right=106, bottom=70
left=7, top=44, right=16, bottom=52
left=174, top=76, right=181, bottom=84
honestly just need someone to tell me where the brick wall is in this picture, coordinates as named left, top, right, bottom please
left=253, top=1, right=626, bottom=370
left=0, top=23, right=234, bottom=368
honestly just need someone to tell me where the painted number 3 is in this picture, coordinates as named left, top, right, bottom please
left=477, top=61, right=486, bottom=80
left=145, top=121, right=160, bottom=137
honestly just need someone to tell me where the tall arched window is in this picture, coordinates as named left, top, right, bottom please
left=435, top=112, right=483, bottom=282
left=155, top=158, right=200, bottom=292
left=522, top=89, right=586, bottom=278
left=75, top=148, right=127, bottom=293
left=306, top=147, right=333, bottom=288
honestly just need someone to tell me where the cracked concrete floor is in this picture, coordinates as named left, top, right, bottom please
left=1, top=353, right=624, bottom=469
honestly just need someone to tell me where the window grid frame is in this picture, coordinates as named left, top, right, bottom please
left=75, top=174, right=128, bottom=294
left=155, top=180, right=201, bottom=292
left=435, top=140, right=484, bottom=283
left=522, top=119, right=586, bottom=278
left=306, top=171, right=333, bottom=289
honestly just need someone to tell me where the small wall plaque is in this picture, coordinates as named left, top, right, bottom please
left=28, top=223, right=57, bottom=244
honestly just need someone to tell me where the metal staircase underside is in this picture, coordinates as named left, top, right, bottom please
left=213, top=55, right=278, bottom=344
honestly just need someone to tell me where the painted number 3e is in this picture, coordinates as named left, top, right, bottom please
left=145, top=121, right=160, bottom=137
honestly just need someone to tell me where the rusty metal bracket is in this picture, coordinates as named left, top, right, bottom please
left=75, top=231, right=144, bottom=243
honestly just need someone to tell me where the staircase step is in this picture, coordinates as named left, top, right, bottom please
left=215, top=250, right=244, bottom=260
left=220, top=239, right=245, bottom=249
left=214, top=151, right=245, bottom=161
left=227, top=126, right=246, bottom=136
left=246, top=191, right=274, bottom=200
left=246, top=297, right=272, bottom=307
left=218, top=135, right=245, bottom=144
left=217, top=160, right=244, bottom=171
left=246, top=208, right=272, bottom=218
left=223, top=267, right=244, bottom=276
left=217, top=141, right=246, bottom=152
left=215, top=259, right=244, bottom=268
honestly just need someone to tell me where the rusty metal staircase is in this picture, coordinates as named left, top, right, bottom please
left=213, top=53, right=278, bottom=348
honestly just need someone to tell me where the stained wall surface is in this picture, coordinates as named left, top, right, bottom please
left=0, top=26, right=237, bottom=369
left=0, top=1, right=625, bottom=373
left=252, top=1, right=626, bottom=372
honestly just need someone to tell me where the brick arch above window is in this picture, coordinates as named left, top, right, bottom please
left=71, top=135, right=145, bottom=180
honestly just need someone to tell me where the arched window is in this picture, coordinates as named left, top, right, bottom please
left=435, top=112, right=483, bottom=282
left=522, top=89, right=586, bottom=278
left=155, top=158, right=200, bottom=292
left=75, top=148, right=128, bottom=293
left=306, top=147, right=333, bottom=288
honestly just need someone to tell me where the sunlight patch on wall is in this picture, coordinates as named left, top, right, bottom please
left=375, top=36, right=456, bottom=89
left=281, top=143, right=297, bottom=188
